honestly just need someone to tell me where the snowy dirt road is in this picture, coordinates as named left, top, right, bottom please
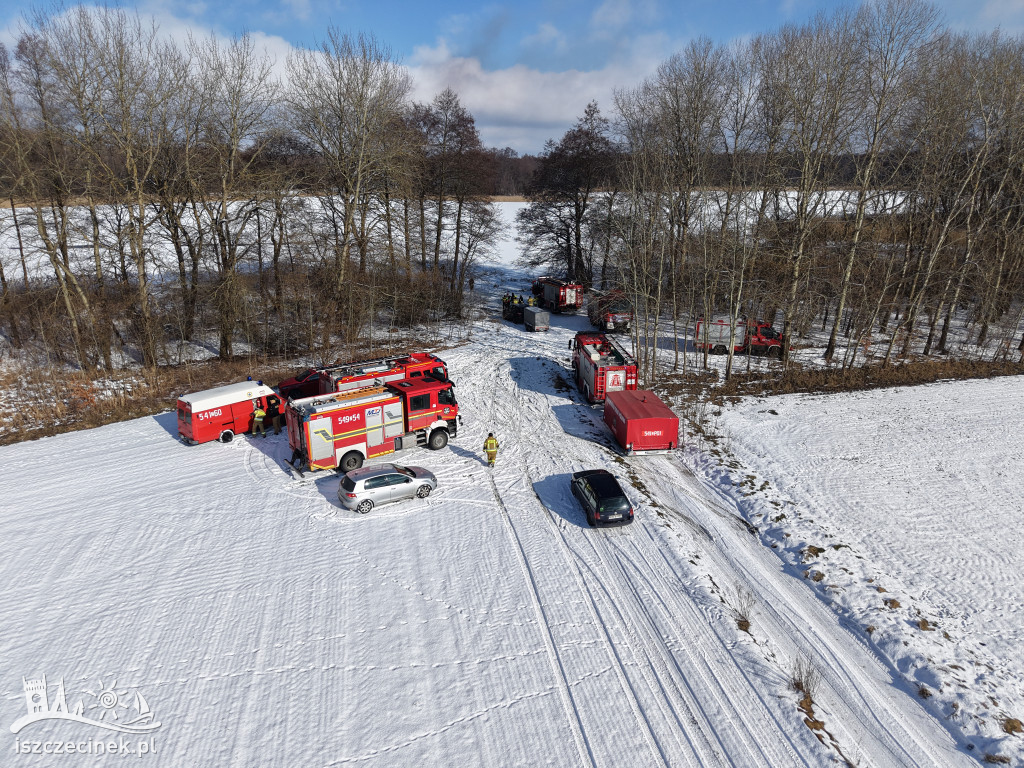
left=0, top=293, right=983, bottom=767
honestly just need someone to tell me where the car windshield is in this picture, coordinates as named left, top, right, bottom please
left=393, top=465, right=415, bottom=478
left=599, top=496, right=631, bottom=514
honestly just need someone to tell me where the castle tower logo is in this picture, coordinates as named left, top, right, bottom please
left=10, top=675, right=161, bottom=735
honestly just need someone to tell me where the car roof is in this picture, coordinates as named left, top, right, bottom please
left=345, top=463, right=401, bottom=480
left=575, top=469, right=627, bottom=498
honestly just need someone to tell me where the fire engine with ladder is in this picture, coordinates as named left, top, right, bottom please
left=315, top=352, right=448, bottom=396
left=570, top=331, right=638, bottom=403
left=286, top=375, right=460, bottom=475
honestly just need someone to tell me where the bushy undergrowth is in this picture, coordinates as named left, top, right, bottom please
left=718, top=358, right=1024, bottom=398
left=0, top=358, right=299, bottom=446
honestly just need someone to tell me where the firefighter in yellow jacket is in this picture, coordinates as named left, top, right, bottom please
left=252, top=402, right=267, bottom=438
left=483, top=432, right=499, bottom=467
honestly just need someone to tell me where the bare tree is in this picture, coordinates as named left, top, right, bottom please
left=287, top=30, right=411, bottom=339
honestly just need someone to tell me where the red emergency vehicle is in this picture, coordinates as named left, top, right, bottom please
left=287, top=377, right=460, bottom=474
left=316, top=352, right=448, bottom=396
left=604, top=390, right=679, bottom=454
left=570, top=331, right=638, bottom=403
left=532, top=277, right=583, bottom=313
left=177, top=380, right=278, bottom=444
left=587, top=289, right=633, bottom=333
left=694, top=317, right=783, bottom=357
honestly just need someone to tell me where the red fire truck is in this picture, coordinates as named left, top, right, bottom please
left=286, top=377, right=460, bottom=475
left=570, top=331, right=638, bottom=403
left=532, top=277, right=583, bottom=313
left=316, top=352, right=448, bottom=396
left=694, top=317, right=783, bottom=358
left=587, top=289, right=633, bottom=333
left=177, top=380, right=278, bottom=444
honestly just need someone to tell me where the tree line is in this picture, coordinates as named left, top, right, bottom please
left=2, top=0, right=1023, bottom=381
left=0, top=8, right=539, bottom=371
left=523, top=0, right=1024, bottom=378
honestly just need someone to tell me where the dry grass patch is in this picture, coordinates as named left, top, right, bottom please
left=883, top=598, right=901, bottom=610
left=983, top=754, right=1011, bottom=764
left=1002, top=717, right=1022, bottom=735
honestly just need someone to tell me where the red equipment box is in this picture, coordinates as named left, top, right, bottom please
left=603, top=389, right=679, bottom=454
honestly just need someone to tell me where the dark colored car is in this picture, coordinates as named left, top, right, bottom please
left=277, top=368, right=321, bottom=400
left=570, top=469, right=635, bottom=527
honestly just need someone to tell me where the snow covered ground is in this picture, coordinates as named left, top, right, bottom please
left=0, top=203, right=1021, bottom=766
left=705, top=378, right=1024, bottom=763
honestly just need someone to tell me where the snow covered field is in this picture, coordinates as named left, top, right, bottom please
left=707, top=378, right=1024, bottom=762
left=1, top=204, right=1021, bottom=766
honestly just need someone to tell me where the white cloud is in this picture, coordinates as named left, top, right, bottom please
left=590, top=0, right=634, bottom=35
left=521, top=22, right=568, bottom=53
left=409, top=38, right=666, bottom=153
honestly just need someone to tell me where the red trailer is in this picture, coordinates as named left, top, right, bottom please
left=603, top=390, right=679, bottom=454
left=177, top=380, right=278, bottom=444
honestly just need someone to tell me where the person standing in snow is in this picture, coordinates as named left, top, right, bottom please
left=267, top=395, right=282, bottom=435
left=483, top=432, right=499, bottom=467
left=252, top=402, right=267, bottom=438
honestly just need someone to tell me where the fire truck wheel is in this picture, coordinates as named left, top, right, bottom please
left=767, top=346, right=781, bottom=359
left=416, top=485, right=432, bottom=499
left=583, top=384, right=592, bottom=402
left=356, top=500, right=373, bottom=515
left=339, top=451, right=364, bottom=473
left=713, top=345, right=728, bottom=355
left=220, top=430, right=234, bottom=443
left=428, top=430, right=449, bottom=450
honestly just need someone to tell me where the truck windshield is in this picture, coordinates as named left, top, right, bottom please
left=438, top=387, right=457, bottom=406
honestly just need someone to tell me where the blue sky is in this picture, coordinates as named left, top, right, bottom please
left=2, top=0, right=1020, bottom=153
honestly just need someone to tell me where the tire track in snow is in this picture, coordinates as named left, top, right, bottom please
left=504, top=356, right=802, bottom=766
left=639, top=453, right=972, bottom=766
left=485, top=343, right=689, bottom=767
left=481, top=348, right=596, bottom=768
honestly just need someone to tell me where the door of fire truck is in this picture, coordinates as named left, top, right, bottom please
left=383, top=401, right=404, bottom=439
left=366, top=405, right=384, bottom=449
left=308, top=417, right=334, bottom=465
left=605, top=370, right=626, bottom=394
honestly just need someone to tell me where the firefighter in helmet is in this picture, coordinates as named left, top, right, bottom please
left=252, top=400, right=267, bottom=438
left=483, top=432, right=499, bottom=467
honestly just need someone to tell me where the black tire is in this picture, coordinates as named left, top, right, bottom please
left=586, top=511, right=596, bottom=527
left=416, top=484, right=432, bottom=499
left=356, top=499, right=373, bottom=515
left=766, top=345, right=782, bottom=359
left=583, top=384, right=592, bottom=402
left=220, top=430, right=234, bottom=443
left=338, top=451, right=363, bottom=473
left=428, top=429, right=449, bottom=450
left=713, top=345, right=728, bottom=355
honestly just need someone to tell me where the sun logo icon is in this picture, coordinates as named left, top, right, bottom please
left=84, top=679, right=129, bottom=722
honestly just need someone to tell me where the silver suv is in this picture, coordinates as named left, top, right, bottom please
left=338, top=463, right=438, bottom=514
